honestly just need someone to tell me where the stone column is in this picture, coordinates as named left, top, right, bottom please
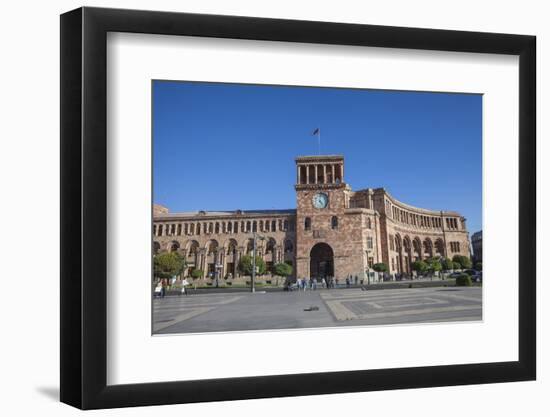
left=199, top=249, right=206, bottom=277
left=314, top=165, right=318, bottom=184
left=331, top=165, right=335, bottom=183
left=323, top=165, right=327, bottom=184
left=219, top=252, right=225, bottom=280
left=236, top=247, right=244, bottom=277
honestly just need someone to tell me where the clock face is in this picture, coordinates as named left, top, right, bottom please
left=312, top=193, right=329, bottom=209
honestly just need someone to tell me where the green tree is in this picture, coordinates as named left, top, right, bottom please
left=475, top=262, right=482, bottom=271
left=274, top=262, right=293, bottom=279
left=411, top=260, right=428, bottom=275
left=238, top=255, right=267, bottom=276
left=441, top=257, right=454, bottom=271
left=153, top=252, right=186, bottom=280
left=452, top=261, right=462, bottom=270
left=452, top=255, right=472, bottom=269
left=372, top=263, right=388, bottom=273
left=427, top=258, right=442, bottom=273
left=191, top=269, right=204, bottom=279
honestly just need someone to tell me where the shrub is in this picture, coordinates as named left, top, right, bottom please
left=452, top=261, right=462, bottom=270
left=372, top=263, right=388, bottom=272
left=455, top=273, right=473, bottom=287
left=475, top=262, right=482, bottom=271
left=191, top=269, right=204, bottom=279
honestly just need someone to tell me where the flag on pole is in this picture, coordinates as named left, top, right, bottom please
left=311, top=128, right=321, bottom=154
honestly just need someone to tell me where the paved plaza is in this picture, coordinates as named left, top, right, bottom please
left=153, top=286, right=482, bottom=334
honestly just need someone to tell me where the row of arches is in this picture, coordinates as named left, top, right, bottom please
left=154, top=237, right=295, bottom=279
left=390, top=234, right=447, bottom=275
left=153, top=218, right=295, bottom=238
left=155, top=237, right=294, bottom=254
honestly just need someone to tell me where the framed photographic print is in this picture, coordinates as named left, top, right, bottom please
left=60, top=6, right=536, bottom=410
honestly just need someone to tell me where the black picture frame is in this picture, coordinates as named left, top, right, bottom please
left=60, top=6, right=536, bottom=410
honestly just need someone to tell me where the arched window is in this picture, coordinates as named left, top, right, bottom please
left=226, top=239, right=237, bottom=255
left=265, top=238, right=276, bottom=254
left=153, top=241, right=161, bottom=254
left=284, top=239, right=294, bottom=253
left=331, top=216, right=338, bottom=229
left=207, top=240, right=219, bottom=255
left=304, top=217, right=311, bottom=231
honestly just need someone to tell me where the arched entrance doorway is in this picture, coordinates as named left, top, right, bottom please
left=309, top=243, right=334, bottom=280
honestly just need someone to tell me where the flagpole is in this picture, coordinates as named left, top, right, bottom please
left=318, top=128, right=321, bottom=155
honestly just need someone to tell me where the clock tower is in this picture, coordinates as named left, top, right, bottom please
left=294, top=155, right=351, bottom=280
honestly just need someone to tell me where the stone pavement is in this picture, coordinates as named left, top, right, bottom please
left=153, top=286, right=482, bottom=334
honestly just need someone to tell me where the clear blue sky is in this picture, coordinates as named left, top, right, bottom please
left=153, top=81, right=482, bottom=234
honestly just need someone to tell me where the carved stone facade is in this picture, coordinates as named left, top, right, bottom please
left=153, top=155, right=471, bottom=285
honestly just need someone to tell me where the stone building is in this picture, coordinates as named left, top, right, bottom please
left=153, top=155, right=471, bottom=285
left=471, top=230, right=482, bottom=264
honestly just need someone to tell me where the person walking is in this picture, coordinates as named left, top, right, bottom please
left=160, top=279, right=166, bottom=298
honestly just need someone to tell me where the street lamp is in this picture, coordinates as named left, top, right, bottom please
left=251, top=231, right=265, bottom=293
left=213, top=248, right=219, bottom=288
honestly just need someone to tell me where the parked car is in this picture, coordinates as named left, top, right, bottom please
left=464, top=269, right=482, bottom=282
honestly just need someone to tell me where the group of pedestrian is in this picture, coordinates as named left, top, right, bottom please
left=344, top=275, right=360, bottom=288
left=154, top=279, right=168, bottom=298
left=287, top=275, right=363, bottom=291
left=292, top=276, right=340, bottom=290
left=154, top=278, right=190, bottom=298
